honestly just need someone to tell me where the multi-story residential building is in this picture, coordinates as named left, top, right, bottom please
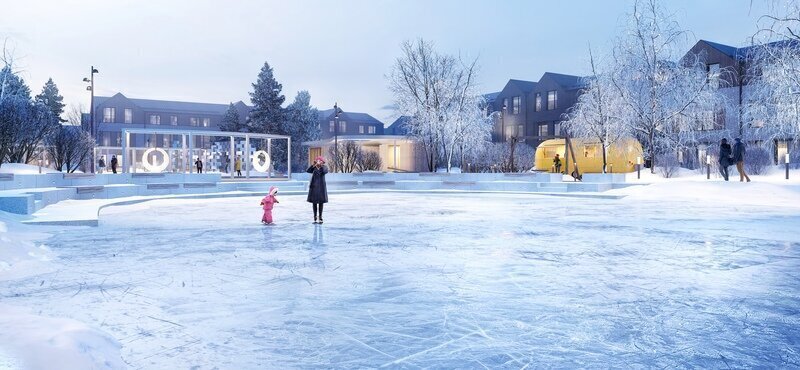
left=487, top=73, right=586, bottom=148
left=317, top=107, right=385, bottom=139
left=682, top=39, right=795, bottom=165
left=92, top=92, right=252, bottom=148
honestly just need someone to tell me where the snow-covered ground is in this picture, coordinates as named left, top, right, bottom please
left=0, top=163, right=60, bottom=174
left=1, top=182, right=800, bottom=368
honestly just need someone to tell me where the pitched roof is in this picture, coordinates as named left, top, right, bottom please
left=482, top=92, right=500, bottom=102
left=318, top=108, right=384, bottom=126
left=542, top=72, right=586, bottom=90
left=700, top=40, right=739, bottom=59
left=96, top=93, right=250, bottom=114
left=387, top=116, right=412, bottom=135
left=507, top=79, right=537, bottom=93
left=698, top=39, right=800, bottom=61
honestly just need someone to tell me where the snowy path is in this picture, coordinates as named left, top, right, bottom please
left=2, top=192, right=800, bottom=368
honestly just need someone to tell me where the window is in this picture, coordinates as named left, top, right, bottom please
left=359, top=125, right=364, bottom=134
left=553, top=122, right=561, bottom=136
left=339, top=121, right=346, bottom=132
left=170, top=116, right=178, bottom=126
left=707, top=63, right=721, bottom=89
left=584, top=145, right=599, bottom=158
left=190, top=117, right=199, bottom=126
left=329, top=121, right=335, bottom=132
left=149, top=115, right=161, bottom=125
left=517, top=124, right=524, bottom=137
left=368, top=126, right=376, bottom=134
left=124, top=109, right=133, bottom=123
left=538, top=123, right=548, bottom=137
left=535, top=93, right=542, bottom=112
left=103, top=107, right=115, bottom=123
left=202, top=118, right=210, bottom=127
left=547, top=91, right=557, bottom=110
left=503, top=98, right=509, bottom=111
left=512, top=96, right=521, bottom=114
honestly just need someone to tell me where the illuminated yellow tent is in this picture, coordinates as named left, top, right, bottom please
left=535, top=138, right=643, bottom=173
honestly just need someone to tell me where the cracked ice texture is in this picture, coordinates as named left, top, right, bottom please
left=2, top=193, right=800, bottom=368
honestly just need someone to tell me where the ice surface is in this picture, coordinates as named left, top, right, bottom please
left=2, top=192, right=800, bottom=368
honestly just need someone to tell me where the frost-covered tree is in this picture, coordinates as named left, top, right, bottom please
left=35, top=78, right=66, bottom=123
left=564, top=48, right=630, bottom=173
left=610, top=0, right=721, bottom=172
left=744, top=0, right=800, bottom=146
left=247, top=61, right=285, bottom=134
left=0, top=65, right=31, bottom=101
left=46, top=123, right=95, bottom=173
left=284, top=90, right=320, bottom=171
left=388, top=38, right=487, bottom=172
left=219, top=103, right=245, bottom=133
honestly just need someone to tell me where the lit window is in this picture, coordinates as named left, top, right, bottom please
left=584, top=145, right=599, bottom=158
left=103, top=107, right=115, bottom=123
left=170, top=116, right=178, bottom=125
left=547, top=91, right=557, bottom=110
left=202, top=118, right=210, bottom=127
left=190, top=117, right=199, bottom=126
left=124, top=109, right=133, bottom=123
left=554, top=122, right=561, bottom=136
left=368, top=126, right=376, bottom=134
left=535, top=93, right=542, bottom=112
left=512, top=96, right=521, bottom=114
left=538, top=124, right=548, bottom=137
left=149, top=115, right=161, bottom=125
left=359, top=125, right=364, bottom=134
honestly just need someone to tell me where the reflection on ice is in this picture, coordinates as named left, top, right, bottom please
left=3, top=193, right=800, bottom=368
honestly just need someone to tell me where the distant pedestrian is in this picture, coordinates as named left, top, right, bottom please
left=307, top=156, right=329, bottom=224
left=260, top=186, right=279, bottom=224
left=235, top=156, right=242, bottom=177
left=553, top=153, right=562, bottom=173
left=110, top=155, right=118, bottom=174
left=98, top=157, right=106, bottom=174
left=718, top=138, right=732, bottom=181
left=732, top=137, right=751, bottom=182
left=195, top=158, right=203, bottom=174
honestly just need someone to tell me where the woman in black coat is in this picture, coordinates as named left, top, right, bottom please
left=718, top=138, right=732, bottom=181
left=307, top=156, right=329, bottom=224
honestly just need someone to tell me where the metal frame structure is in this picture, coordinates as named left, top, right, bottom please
left=118, top=128, right=292, bottom=178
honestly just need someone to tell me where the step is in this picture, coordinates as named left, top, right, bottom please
left=63, top=173, right=95, bottom=179
left=75, top=186, right=105, bottom=194
left=183, top=182, right=218, bottom=188
left=132, top=173, right=166, bottom=178
left=146, top=183, right=179, bottom=189
left=0, top=174, right=13, bottom=181
left=442, top=181, right=476, bottom=185
left=361, top=180, right=396, bottom=186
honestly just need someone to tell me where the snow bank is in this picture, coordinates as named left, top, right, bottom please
left=613, top=179, right=800, bottom=208
left=0, top=305, right=124, bottom=370
left=0, top=163, right=59, bottom=174
left=0, top=214, right=55, bottom=281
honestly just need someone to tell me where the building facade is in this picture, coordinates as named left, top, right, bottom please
left=92, top=93, right=251, bottom=148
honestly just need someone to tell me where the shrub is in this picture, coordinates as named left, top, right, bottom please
left=744, top=146, right=772, bottom=175
left=358, top=150, right=382, bottom=172
left=656, top=152, right=680, bottom=178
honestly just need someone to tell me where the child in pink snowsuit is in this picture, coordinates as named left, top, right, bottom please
left=260, top=186, right=279, bottom=224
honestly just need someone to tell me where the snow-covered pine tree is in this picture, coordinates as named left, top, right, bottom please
left=247, top=61, right=285, bottom=134
left=35, top=78, right=66, bottom=123
left=219, top=103, right=244, bottom=132
left=0, top=65, right=31, bottom=101
left=285, top=90, right=320, bottom=171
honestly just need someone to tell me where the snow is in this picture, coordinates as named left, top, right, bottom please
left=1, top=184, right=800, bottom=367
left=0, top=163, right=60, bottom=174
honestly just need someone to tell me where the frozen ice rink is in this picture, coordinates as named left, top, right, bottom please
left=3, top=192, right=800, bottom=368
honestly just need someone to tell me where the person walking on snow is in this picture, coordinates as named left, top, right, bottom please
left=307, top=156, right=329, bottom=224
left=733, top=137, right=751, bottom=182
left=195, top=158, right=203, bottom=174
left=718, top=138, right=732, bottom=181
left=98, top=156, right=106, bottom=174
left=110, top=155, right=118, bottom=174
left=260, top=186, right=279, bottom=224
left=235, top=156, right=243, bottom=177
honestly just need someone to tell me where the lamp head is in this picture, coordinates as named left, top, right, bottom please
left=92, top=68, right=99, bottom=74
left=82, top=77, right=90, bottom=83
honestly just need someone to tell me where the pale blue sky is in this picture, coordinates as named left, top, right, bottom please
left=0, top=0, right=772, bottom=124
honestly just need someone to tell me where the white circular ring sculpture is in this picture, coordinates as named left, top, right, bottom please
left=252, top=150, right=271, bottom=173
left=141, top=148, right=170, bottom=173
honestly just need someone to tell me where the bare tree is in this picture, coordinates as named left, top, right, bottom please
left=328, top=141, right=361, bottom=173
left=46, top=105, right=94, bottom=172
left=610, top=0, right=721, bottom=173
left=388, top=39, right=487, bottom=172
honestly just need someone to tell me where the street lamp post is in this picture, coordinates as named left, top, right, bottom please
left=786, top=152, right=791, bottom=180
left=636, top=156, right=642, bottom=179
left=501, top=104, right=507, bottom=142
left=706, top=155, right=711, bottom=180
left=333, top=103, right=342, bottom=173
left=84, top=66, right=99, bottom=173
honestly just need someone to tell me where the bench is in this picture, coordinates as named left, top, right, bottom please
left=146, top=183, right=180, bottom=189
left=442, top=181, right=476, bottom=185
left=419, top=173, right=450, bottom=177
left=326, top=181, right=359, bottom=186
left=353, top=172, right=385, bottom=177
left=361, top=180, right=396, bottom=186
left=0, top=174, right=13, bottom=181
left=63, top=173, right=95, bottom=179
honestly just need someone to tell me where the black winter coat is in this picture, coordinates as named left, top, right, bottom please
left=307, top=165, right=329, bottom=203
left=733, top=141, right=746, bottom=162
left=719, top=143, right=732, bottom=166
